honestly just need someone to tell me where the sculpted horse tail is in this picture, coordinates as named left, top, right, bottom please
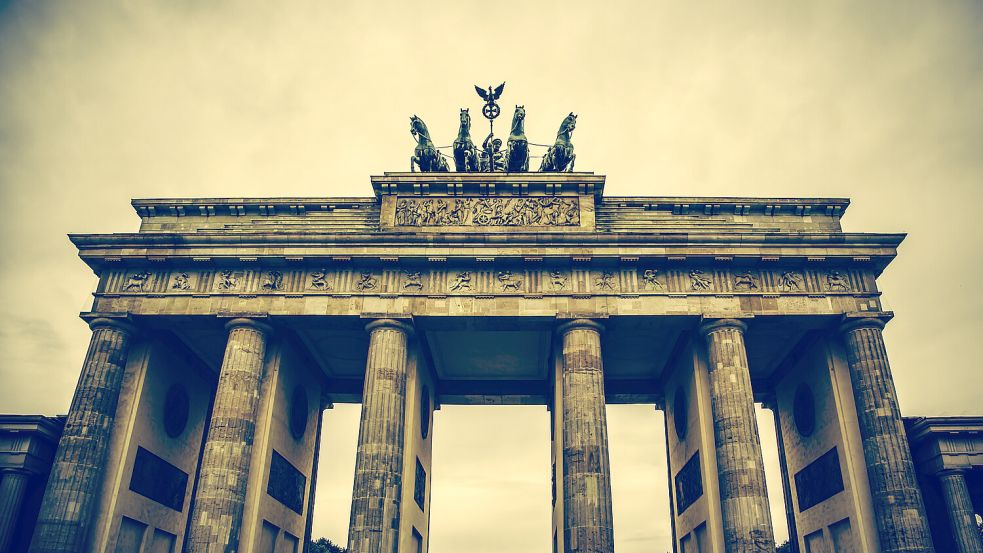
left=539, top=112, right=577, bottom=172
left=505, top=105, right=529, bottom=172
left=452, top=108, right=480, bottom=172
left=410, top=115, right=449, bottom=172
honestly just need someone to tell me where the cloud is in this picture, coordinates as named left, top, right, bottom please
left=2, top=1, right=981, bottom=551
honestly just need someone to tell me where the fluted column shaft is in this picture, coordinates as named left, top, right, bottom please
left=0, top=469, right=31, bottom=553
left=938, top=470, right=983, bottom=553
left=558, top=319, right=614, bottom=553
left=187, top=318, right=271, bottom=552
left=700, top=319, right=775, bottom=552
left=840, top=317, right=934, bottom=553
left=30, top=317, right=135, bottom=553
left=347, top=319, right=413, bottom=553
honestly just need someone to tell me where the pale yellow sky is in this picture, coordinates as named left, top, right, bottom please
left=1, top=1, right=981, bottom=551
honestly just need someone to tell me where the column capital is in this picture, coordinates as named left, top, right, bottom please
left=556, top=318, right=605, bottom=335
left=84, top=314, right=138, bottom=336
left=839, top=312, right=893, bottom=334
left=0, top=467, right=32, bottom=478
left=224, top=317, right=273, bottom=335
left=699, top=317, right=748, bottom=336
left=938, top=468, right=969, bottom=478
left=364, top=318, right=414, bottom=336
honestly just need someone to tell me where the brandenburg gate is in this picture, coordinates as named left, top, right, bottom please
left=24, top=167, right=956, bottom=552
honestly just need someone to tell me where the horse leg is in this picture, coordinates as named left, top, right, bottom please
left=567, top=153, right=576, bottom=172
left=411, top=156, right=416, bottom=172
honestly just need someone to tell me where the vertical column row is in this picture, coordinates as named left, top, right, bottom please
left=0, top=469, right=32, bottom=553
left=557, top=319, right=615, bottom=553
left=840, top=317, right=935, bottom=553
left=30, top=318, right=136, bottom=553
left=186, top=318, right=272, bottom=552
left=938, top=470, right=983, bottom=553
left=347, top=319, right=413, bottom=553
left=700, top=319, right=775, bottom=551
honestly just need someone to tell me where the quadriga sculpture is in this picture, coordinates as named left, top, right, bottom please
left=539, top=112, right=577, bottom=172
left=410, top=115, right=449, bottom=172
left=505, top=105, right=529, bottom=172
left=452, top=108, right=480, bottom=172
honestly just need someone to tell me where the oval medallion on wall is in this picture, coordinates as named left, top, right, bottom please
left=793, top=383, right=816, bottom=437
left=421, top=385, right=431, bottom=439
left=673, top=387, right=688, bottom=441
left=163, top=384, right=190, bottom=438
left=290, top=385, right=309, bottom=440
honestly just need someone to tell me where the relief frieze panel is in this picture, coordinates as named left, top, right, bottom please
left=101, top=264, right=875, bottom=298
left=394, top=196, right=580, bottom=227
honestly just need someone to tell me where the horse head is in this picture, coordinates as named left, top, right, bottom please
left=410, top=115, right=432, bottom=145
left=510, top=105, right=526, bottom=137
left=559, top=112, right=577, bottom=137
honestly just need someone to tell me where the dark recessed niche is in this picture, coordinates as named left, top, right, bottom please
left=289, top=386, right=309, bottom=441
left=674, top=450, right=703, bottom=514
left=268, top=450, right=306, bottom=514
left=163, top=384, right=190, bottom=439
left=129, top=447, right=188, bottom=511
left=794, top=384, right=816, bottom=438
left=420, top=386, right=431, bottom=439
left=414, top=457, right=427, bottom=510
left=795, top=447, right=844, bottom=511
left=673, top=387, right=688, bottom=441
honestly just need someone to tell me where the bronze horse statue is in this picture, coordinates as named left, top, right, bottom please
left=505, top=105, right=529, bottom=172
left=539, top=112, right=577, bottom=172
left=452, top=108, right=480, bottom=172
left=410, top=115, right=449, bottom=172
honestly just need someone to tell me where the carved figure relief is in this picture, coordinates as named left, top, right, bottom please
left=549, top=271, right=567, bottom=290
left=780, top=271, right=803, bottom=292
left=218, top=270, right=238, bottom=290
left=641, top=269, right=664, bottom=290
left=403, top=271, right=423, bottom=290
left=689, top=270, right=712, bottom=291
left=449, top=271, right=472, bottom=292
left=124, top=271, right=151, bottom=292
left=309, top=270, right=332, bottom=291
left=354, top=272, right=378, bottom=291
left=171, top=272, right=191, bottom=291
left=262, top=271, right=283, bottom=291
left=394, top=196, right=579, bottom=227
left=734, top=271, right=758, bottom=290
left=826, top=271, right=850, bottom=291
left=498, top=271, right=522, bottom=292
left=594, top=271, right=616, bottom=291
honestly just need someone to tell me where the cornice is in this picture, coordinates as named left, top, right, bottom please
left=69, top=230, right=905, bottom=249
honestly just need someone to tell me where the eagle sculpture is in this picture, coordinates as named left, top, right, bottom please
left=475, top=83, right=505, bottom=102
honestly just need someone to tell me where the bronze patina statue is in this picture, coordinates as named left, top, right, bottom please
left=452, top=108, right=480, bottom=172
left=505, top=105, right=529, bottom=172
left=475, top=83, right=505, bottom=120
left=539, top=112, right=577, bottom=172
left=410, top=115, right=449, bottom=172
left=480, top=132, right=506, bottom=172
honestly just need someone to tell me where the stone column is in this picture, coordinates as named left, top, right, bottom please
left=30, top=317, right=136, bottom=553
left=938, top=469, right=983, bottom=553
left=0, top=469, right=31, bottom=553
left=763, top=398, right=799, bottom=553
left=347, top=319, right=413, bottom=553
left=700, top=318, right=775, bottom=551
left=557, top=319, right=614, bottom=553
left=840, top=316, right=934, bottom=553
left=186, top=317, right=272, bottom=552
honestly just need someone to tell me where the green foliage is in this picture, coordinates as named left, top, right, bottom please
left=309, top=537, right=347, bottom=553
left=775, top=540, right=793, bottom=553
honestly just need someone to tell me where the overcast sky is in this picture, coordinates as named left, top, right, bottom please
left=1, top=1, right=981, bottom=551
